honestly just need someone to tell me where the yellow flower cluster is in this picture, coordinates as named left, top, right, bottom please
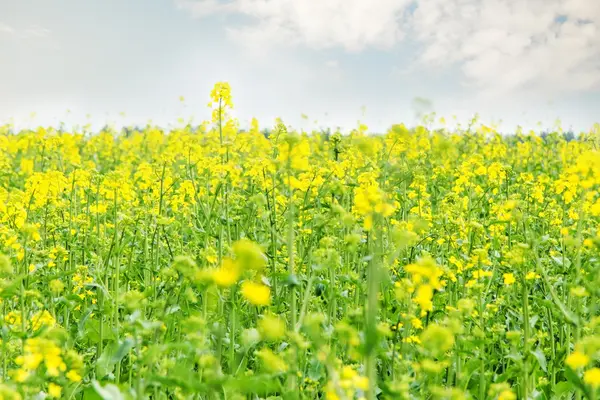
left=325, top=365, right=369, bottom=400
left=399, top=255, right=444, bottom=316
left=14, top=338, right=66, bottom=381
left=0, top=83, right=598, bottom=399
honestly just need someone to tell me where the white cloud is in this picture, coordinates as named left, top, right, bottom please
left=0, top=22, right=51, bottom=38
left=22, top=25, right=52, bottom=38
left=0, top=22, right=16, bottom=35
left=176, top=0, right=412, bottom=51
left=411, top=0, right=600, bottom=94
left=177, top=0, right=600, bottom=94
left=175, top=0, right=238, bottom=17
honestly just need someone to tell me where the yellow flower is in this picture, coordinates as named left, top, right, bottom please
left=411, top=318, right=423, bottom=330
left=498, top=389, right=516, bottom=400
left=30, top=310, right=56, bottom=331
left=48, top=383, right=62, bottom=398
left=503, top=273, right=516, bottom=286
left=66, top=369, right=82, bottom=382
left=566, top=351, right=590, bottom=369
left=14, top=369, right=29, bottom=383
left=45, top=351, right=67, bottom=377
left=584, top=368, right=600, bottom=387
left=258, top=314, right=286, bottom=341
left=525, top=271, right=540, bottom=280
left=404, top=335, right=421, bottom=344
left=340, top=365, right=357, bottom=380
left=19, top=353, right=43, bottom=370
left=241, top=281, right=271, bottom=306
left=353, top=182, right=395, bottom=218
left=233, top=239, right=267, bottom=271
left=4, top=311, right=22, bottom=327
left=20, top=158, right=34, bottom=175
left=363, top=213, right=373, bottom=231
left=570, top=286, right=589, bottom=297
left=325, top=381, right=341, bottom=400
left=414, top=284, right=434, bottom=315
left=212, top=258, right=240, bottom=288
left=255, top=348, right=288, bottom=373
left=420, top=323, right=454, bottom=356
left=209, top=82, right=233, bottom=108
left=354, top=376, right=369, bottom=391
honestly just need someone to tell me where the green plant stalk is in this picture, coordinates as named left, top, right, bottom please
left=573, top=197, right=585, bottom=400
left=287, top=152, right=297, bottom=329
left=328, top=261, right=337, bottom=325
left=286, top=153, right=298, bottom=395
left=522, top=274, right=530, bottom=399
left=229, top=287, right=236, bottom=374
left=269, top=170, right=278, bottom=299
left=2, top=302, right=6, bottom=380
left=479, top=290, right=486, bottom=400
left=546, top=306, right=556, bottom=389
left=365, top=213, right=382, bottom=400
left=113, top=189, right=121, bottom=382
left=65, top=176, right=76, bottom=329
left=295, top=274, right=315, bottom=333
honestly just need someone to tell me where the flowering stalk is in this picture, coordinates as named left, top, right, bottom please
left=365, top=214, right=382, bottom=400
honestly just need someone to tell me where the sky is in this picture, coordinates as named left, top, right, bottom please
left=0, top=0, right=599, bottom=134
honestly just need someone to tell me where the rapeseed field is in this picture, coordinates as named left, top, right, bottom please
left=1, top=83, right=600, bottom=399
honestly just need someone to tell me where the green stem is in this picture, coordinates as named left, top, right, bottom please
left=522, top=275, right=530, bottom=399
left=365, top=216, right=382, bottom=400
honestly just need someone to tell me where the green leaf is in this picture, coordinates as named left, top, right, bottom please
left=530, top=389, right=545, bottom=400
left=77, top=309, right=95, bottom=339
left=564, top=367, right=591, bottom=398
left=81, top=386, right=103, bottom=400
left=284, top=273, right=299, bottom=287
left=530, top=348, right=547, bottom=372
left=539, top=269, right=579, bottom=326
left=147, top=366, right=211, bottom=392
left=112, top=338, right=134, bottom=364
left=462, top=358, right=480, bottom=386
left=84, top=319, right=116, bottom=344
left=92, top=381, right=125, bottom=400
left=96, top=338, right=133, bottom=378
left=96, top=343, right=116, bottom=378
left=226, top=374, right=281, bottom=395
left=551, top=255, right=571, bottom=268
left=307, top=359, right=324, bottom=381
left=553, top=381, right=575, bottom=398
left=0, top=274, right=27, bottom=298
left=505, top=352, right=524, bottom=363
left=85, top=282, right=112, bottom=299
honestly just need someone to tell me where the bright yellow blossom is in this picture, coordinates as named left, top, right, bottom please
left=241, top=281, right=271, bottom=306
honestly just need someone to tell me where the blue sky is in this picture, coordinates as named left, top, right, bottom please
left=1, top=0, right=599, bottom=133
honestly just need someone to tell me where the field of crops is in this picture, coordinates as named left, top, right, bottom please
left=0, top=83, right=599, bottom=400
